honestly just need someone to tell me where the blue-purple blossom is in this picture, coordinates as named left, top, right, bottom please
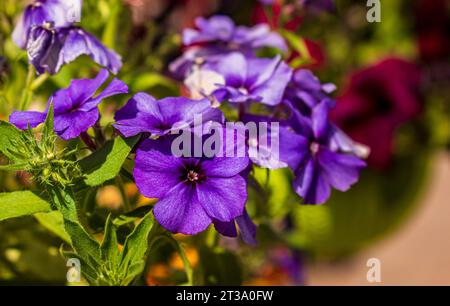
left=169, top=15, right=287, bottom=78
left=279, top=101, right=366, bottom=204
left=214, top=209, right=257, bottom=245
left=12, top=0, right=81, bottom=49
left=10, top=69, right=128, bottom=140
left=285, top=69, right=337, bottom=112
left=26, top=25, right=122, bottom=75
left=114, top=93, right=224, bottom=137
left=133, top=131, right=249, bottom=235
left=207, top=52, right=293, bottom=106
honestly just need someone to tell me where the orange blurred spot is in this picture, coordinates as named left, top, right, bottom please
left=169, top=247, right=199, bottom=270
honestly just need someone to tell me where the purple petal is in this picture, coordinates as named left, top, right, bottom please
left=183, top=15, right=235, bottom=45
left=318, top=148, right=366, bottom=192
left=236, top=210, right=257, bottom=245
left=235, top=24, right=287, bottom=51
left=9, top=111, right=46, bottom=130
left=134, top=138, right=185, bottom=198
left=214, top=220, right=238, bottom=238
left=54, top=108, right=99, bottom=140
left=279, top=126, right=310, bottom=170
left=311, top=100, right=330, bottom=140
left=58, top=28, right=122, bottom=74
left=154, top=182, right=212, bottom=235
left=293, top=157, right=331, bottom=205
left=78, top=78, right=128, bottom=112
left=26, top=26, right=63, bottom=75
left=67, top=69, right=109, bottom=106
left=196, top=175, right=247, bottom=222
left=212, top=52, right=246, bottom=87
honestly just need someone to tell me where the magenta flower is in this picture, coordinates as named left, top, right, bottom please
left=10, top=69, right=128, bottom=140
left=134, top=132, right=249, bottom=235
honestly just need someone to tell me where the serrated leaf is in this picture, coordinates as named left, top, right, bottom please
left=0, top=191, right=52, bottom=221
left=42, top=102, right=54, bottom=141
left=80, top=135, right=139, bottom=187
left=0, top=121, right=22, bottom=161
left=101, top=214, right=120, bottom=268
left=35, top=211, right=71, bottom=244
left=0, top=163, right=30, bottom=171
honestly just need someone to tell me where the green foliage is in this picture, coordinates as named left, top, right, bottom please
left=0, top=191, right=52, bottom=221
left=80, top=135, right=139, bottom=187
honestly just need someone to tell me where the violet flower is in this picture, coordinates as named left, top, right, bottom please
left=12, top=0, right=81, bottom=49
left=26, top=25, right=122, bottom=75
left=134, top=131, right=249, bottom=235
left=114, top=93, right=224, bottom=137
left=279, top=101, right=366, bottom=204
left=170, top=15, right=287, bottom=78
left=10, top=69, right=128, bottom=140
left=207, top=52, right=293, bottom=106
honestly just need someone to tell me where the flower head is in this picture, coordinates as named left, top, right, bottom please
left=205, top=52, right=293, bottom=106
left=12, top=0, right=81, bottom=49
left=114, top=93, right=224, bottom=137
left=279, top=101, right=366, bottom=204
left=10, top=69, right=128, bottom=140
left=134, top=130, right=249, bottom=235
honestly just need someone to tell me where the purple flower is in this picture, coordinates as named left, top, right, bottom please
left=207, top=52, right=293, bottom=106
left=170, top=15, right=287, bottom=78
left=26, top=25, right=122, bottom=75
left=183, top=15, right=287, bottom=51
left=279, top=101, right=366, bottom=204
left=285, top=69, right=336, bottom=112
left=10, top=69, right=128, bottom=140
left=134, top=131, right=249, bottom=235
left=12, top=0, right=81, bottom=49
left=114, top=93, right=224, bottom=137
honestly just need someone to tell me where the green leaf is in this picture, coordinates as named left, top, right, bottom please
left=0, top=191, right=52, bottom=221
left=131, top=73, right=179, bottom=95
left=120, top=212, right=154, bottom=282
left=0, top=163, right=30, bottom=171
left=42, top=102, right=54, bottom=141
left=279, top=30, right=313, bottom=68
left=35, top=211, right=72, bottom=244
left=80, top=135, right=139, bottom=187
left=0, top=121, right=22, bottom=160
left=101, top=214, right=120, bottom=268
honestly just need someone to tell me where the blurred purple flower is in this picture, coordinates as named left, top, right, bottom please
left=26, top=25, right=122, bottom=75
left=300, top=0, right=335, bottom=13
left=12, top=0, right=81, bottom=49
left=207, top=52, right=293, bottom=106
left=10, top=69, right=128, bottom=140
left=279, top=101, right=366, bottom=204
left=134, top=131, right=249, bottom=235
left=170, top=15, right=287, bottom=78
left=114, top=93, right=224, bottom=137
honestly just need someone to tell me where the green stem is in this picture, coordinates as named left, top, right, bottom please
left=167, top=236, right=194, bottom=286
left=116, top=175, right=131, bottom=212
left=19, top=65, right=35, bottom=111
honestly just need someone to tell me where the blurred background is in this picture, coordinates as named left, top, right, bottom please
left=0, top=0, right=449, bottom=285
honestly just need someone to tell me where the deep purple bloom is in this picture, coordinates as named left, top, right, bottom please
left=207, top=52, right=293, bottom=106
left=285, top=69, right=336, bottom=112
left=114, top=93, right=224, bottom=137
left=26, top=25, right=122, bottom=75
left=134, top=132, right=249, bottom=235
left=10, top=69, right=128, bottom=140
left=12, top=0, right=81, bottom=49
left=170, top=15, right=287, bottom=78
left=279, top=101, right=366, bottom=204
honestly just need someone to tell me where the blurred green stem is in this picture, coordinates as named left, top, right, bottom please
left=19, top=65, right=35, bottom=111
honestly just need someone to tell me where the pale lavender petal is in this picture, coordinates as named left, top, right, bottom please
left=212, top=53, right=247, bottom=87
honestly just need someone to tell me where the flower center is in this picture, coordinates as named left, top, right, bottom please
left=310, top=142, right=320, bottom=155
left=187, top=170, right=200, bottom=182
left=238, top=87, right=249, bottom=95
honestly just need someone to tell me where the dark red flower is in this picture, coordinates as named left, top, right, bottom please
left=331, top=58, right=423, bottom=170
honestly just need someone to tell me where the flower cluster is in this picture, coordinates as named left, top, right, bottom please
left=9, top=7, right=366, bottom=245
left=13, top=0, right=122, bottom=74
